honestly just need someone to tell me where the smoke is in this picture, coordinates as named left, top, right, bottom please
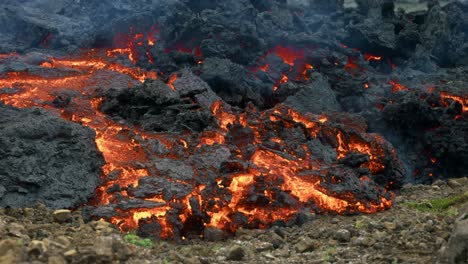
left=0, top=0, right=172, bottom=52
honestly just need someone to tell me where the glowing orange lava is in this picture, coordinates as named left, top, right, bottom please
left=204, top=103, right=394, bottom=230
left=389, top=80, right=409, bottom=93
left=345, top=57, right=361, bottom=72
left=0, top=52, right=18, bottom=60
left=364, top=54, right=382, bottom=62
left=0, top=33, right=398, bottom=239
left=167, top=74, right=178, bottom=91
left=252, top=45, right=314, bottom=91
left=270, top=45, right=304, bottom=66
left=301, top=63, right=314, bottom=80
left=440, top=92, right=468, bottom=112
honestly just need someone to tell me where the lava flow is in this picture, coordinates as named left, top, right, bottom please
left=205, top=103, right=395, bottom=232
left=440, top=92, right=468, bottom=112
left=252, top=45, right=314, bottom=91
left=0, top=30, right=403, bottom=240
left=91, top=99, right=399, bottom=239
left=389, top=80, right=410, bottom=93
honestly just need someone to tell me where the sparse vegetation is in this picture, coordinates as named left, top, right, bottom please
left=323, top=246, right=337, bottom=262
left=124, top=234, right=154, bottom=248
left=354, top=219, right=366, bottom=229
left=403, top=192, right=468, bottom=213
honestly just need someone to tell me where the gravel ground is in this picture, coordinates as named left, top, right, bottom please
left=0, top=177, right=467, bottom=264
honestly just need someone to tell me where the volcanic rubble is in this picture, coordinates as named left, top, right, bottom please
left=0, top=0, right=467, bottom=262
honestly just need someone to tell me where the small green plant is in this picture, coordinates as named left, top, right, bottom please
left=403, top=192, right=468, bottom=213
left=354, top=219, right=366, bottom=229
left=445, top=208, right=459, bottom=217
left=124, top=234, right=154, bottom=248
left=322, top=246, right=337, bottom=262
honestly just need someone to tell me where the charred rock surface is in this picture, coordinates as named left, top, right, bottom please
left=0, top=103, right=104, bottom=208
left=283, top=73, right=342, bottom=114
left=382, top=88, right=468, bottom=181
left=99, top=73, right=217, bottom=132
left=200, top=58, right=270, bottom=108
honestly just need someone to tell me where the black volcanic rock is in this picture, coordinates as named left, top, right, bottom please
left=184, top=0, right=219, bottom=13
left=381, top=88, right=468, bottom=181
left=99, top=77, right=216, bottom=133
left=284, top=73, right=342, bottom=114
left=0, top=103, right=104, bottom=208
left=200, top=57, right=270, bottom=108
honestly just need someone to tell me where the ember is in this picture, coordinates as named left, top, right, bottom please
left=364, top=54, right=382, bottom=62
left=389, top=80, right=409, bottom=93
left=440, top=92, right=468, bottom=112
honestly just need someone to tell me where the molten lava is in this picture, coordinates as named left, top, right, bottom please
left=0, top=32, right=402, bottom=240
left=345, top=57, right=362, bottom=73
left=389, top=80, right=409, bottom=93
left=167, top=73, right=178, bottom=91
left=251, top=45, right=315, bottom=91
left=109, top=27, right=159, bottom=64
left=270, top=45, right=305, bottom=66
left=0, top=52, right=19, bottom=60
left=440, top=92, right=468, bottom=112
left=364, top=54, right=382, bottom=62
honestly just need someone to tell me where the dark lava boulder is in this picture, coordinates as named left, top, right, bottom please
left=200, top=57, right=270, bottom=108
left=0, top=103, right=104, bottom=208
left=284, top=73, right=342, bottom=114
left=381, top=89, right=468, bottom=180
left=99, top=77, right=216, bottom=132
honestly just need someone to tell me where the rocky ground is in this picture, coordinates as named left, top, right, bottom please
left=0, top=178, right=467, bottom=264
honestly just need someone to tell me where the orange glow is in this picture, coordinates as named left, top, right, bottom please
left=0, top=32, right=397, bottom=239
left=167, top=73, right=178, bottom=91
left=37, top=54, right=157, bottom=83
left=252, top=45, right=313, bottom=92
left=110, top=27, right=158, bottom=64
left=360, top=176, right=371, bottom=182
left=0, top=52, right=18, bottom=60
left=0, top=28, right=164, bottom=233
left=211, top=101, right=237, bottom=130
left=207, top=105, right=393, bottom=230
left=318, top=116, right=328, bottom=123
left=197, top=131, right=225, bottom=146
left=271, top=45, right=304, bottom=66
left=440, top=92, right=468, bottom=112
left=259, top=64, right=269, bottom=72
left=336, top=132, right=386, bottom=174
left=279, top=74, right=288, bottom=84
left=389, top=80, right=409, bottom=93
left=301, top=63, right=313, bottom=80
left=345, top=57, right=362, bottom=73
left=364, top=54, right=382, bottom=61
